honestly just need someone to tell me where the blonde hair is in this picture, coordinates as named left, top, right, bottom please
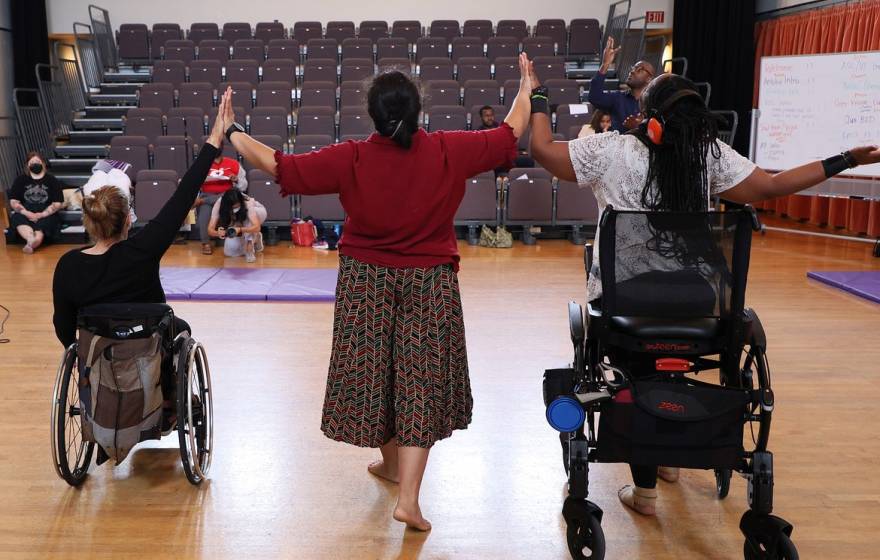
left=82, top=186, right=130, bottom=241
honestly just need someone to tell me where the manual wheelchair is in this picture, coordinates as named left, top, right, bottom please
left=543, top=206, right=798, bottom=559
left=51, top=303, right=213, bottom=486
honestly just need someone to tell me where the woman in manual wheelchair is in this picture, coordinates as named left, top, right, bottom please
left=526, top=63, right=880, bottom=559
left=49, top=91, right=234, bottom=487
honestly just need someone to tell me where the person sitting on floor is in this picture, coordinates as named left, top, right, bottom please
left=7, top=151, right=64, bottom=254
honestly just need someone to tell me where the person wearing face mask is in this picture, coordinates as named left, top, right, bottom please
left=7, top=152, right=64, bottom=254
left=206, top=188, right=267, bottom=262
left=588, top=37, right=655, bottom=133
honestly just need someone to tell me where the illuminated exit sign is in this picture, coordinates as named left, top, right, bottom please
left=646, top=11, right=665, bottom=23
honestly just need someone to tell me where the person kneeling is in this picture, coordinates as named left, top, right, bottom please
left=207, top=189, right=266, bottom=263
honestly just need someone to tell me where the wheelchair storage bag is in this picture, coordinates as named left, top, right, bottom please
left=596, top=378, right=751, bottom=469
left=76, top=305, right=172, bottom=464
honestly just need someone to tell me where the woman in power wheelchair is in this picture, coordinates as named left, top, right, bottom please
left=526, top=64, right=880, bottom=559
left=49, top=91, right=233, bottom=486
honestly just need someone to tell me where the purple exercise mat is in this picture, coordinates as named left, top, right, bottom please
left=190, top=268, right=287, bottom=301
left=160, top=267, right=221, bottom=300
left=806, top=271, right=880, bottom=304
left=266, top=268, right=338, bottom=301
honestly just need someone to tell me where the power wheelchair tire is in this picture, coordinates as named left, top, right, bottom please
left=176, top=337, right=213, bottom=485
left=51, top=345, right=94, bottom=486
left=715, top=468, right=732, bottom=499
left=566, top=513, right=605, bottom=560
left=743, top=532, right=798, bottom=560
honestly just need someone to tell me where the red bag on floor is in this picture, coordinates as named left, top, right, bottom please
left=291, top=221, right=316, bottom=246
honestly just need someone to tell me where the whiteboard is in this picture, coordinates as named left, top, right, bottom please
left=755, top=52, right=880, bottom=178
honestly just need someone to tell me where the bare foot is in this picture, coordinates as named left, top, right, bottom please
left=22, top=244, right=34, bottom=254
left=393, top=505, right=432, bottom=531
left=618, top=485, right=657, bottom=516
left=367, top=460, right=399, bottom=483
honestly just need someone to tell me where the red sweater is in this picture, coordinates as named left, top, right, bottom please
left=275, top=124, right=517, bottom=270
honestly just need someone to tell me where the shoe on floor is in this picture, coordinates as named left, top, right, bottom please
left=254, top=232, right=264, bottom=252
left=618, top=485, right=657, bottom=516
left=245, top=251, right=256, bottom=263
left=201, top=243, right=213, bottom=255
left=22, top=244, right=34, bottom=254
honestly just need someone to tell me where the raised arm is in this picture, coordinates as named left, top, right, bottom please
left=527, top=60, right=577, bottom=182
left=586, top=38, right=621, bottom=110
left=502, top=53, right=532, bottom=139
left=723, top=146, right=880, bottom=204
left=222, top=88, right=277, bottom=176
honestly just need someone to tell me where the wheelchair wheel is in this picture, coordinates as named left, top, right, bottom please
left=716, top=468, right=732, bottom=499
left=176, top=337, right=213, bottom=485
left=50, top=345, right=94, bottom=486
left=743, top=532, right=798, bottom=560
left=566, top=513, right=605, bottom=559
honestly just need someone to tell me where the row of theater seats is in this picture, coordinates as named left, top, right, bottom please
left=149, top=56, right=570, bottom=86
left=118, top=20, right=602, bottom=62
left=132, top=167, right=599, bottom=232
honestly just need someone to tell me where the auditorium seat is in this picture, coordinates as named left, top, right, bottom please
left=138, top=83, right=174, bottom=112
left=457, top=57, right=492, bottom=84
left=225, top=59, right=260, bottom=86
left=419, top=57, right=454, bottom=82
left=493, top=57, right=520, bottom=83
left=249, top=107, right=290, bottom=139
left=426, top=105, right=467, bottom=131
left=109, top=136, right=150, bottom=175
left=429, top=20, right=460, bottom=41
left=452, top=37, right=484, bottom=63
left=338, top=107, right=373, bottom=137
left=462, top=20, right=494, bottom=43
left=255, top=22, right=286, bottom=44
left=555, top=176, right=599, bottom=225
left=545, top=78, right=582, bottom=105
left=233, top=39, right=265, bottom=60
left=535, top=19, right=567, bottom=52
left=391, top=20, right=422, bottom=44
left=123, top=108, right=163, bottom=144
left=568, top=19, right=601, bottom=58
left=469, top=104, right=507, bottom=127
left=226, top=81, right=254, bottom=109
left=222, top=22, right=252, bottom=43
left=163, top=39, right=195, bottom=64
left=267, top=39, right=300, bottom=60
left=326, top=21, right=356, bottom=44
left=555, top=104, right=591, bottom=135
left=188, top=60, right=222, bottom=88
left=358, top=21, right=389, bottom=43
left=118, top=24, right=150, bottom=62
left=198, top=40, right=230, bottom=64
left=496, top=20, right=528, bottom=43
left=177, top=82, right=214, bottom=114
left=166, top=107, right=206, bottom=138
left=463, top=80, right=500, bottom=109
left=247, top=169, right=291, bottom=221
left=298, top=81, right=337, bottom=109
left=377, top=37, right=409, bottom=60
left=377, top=57, right=412, bottom=73
left=302, top=59, right=338, bottom=84
left=522, top=36, right=556, bottom=58
left=293, top=21, right=323, bottom=44
left=151, top=23, right=183, bottom=60
left=423, top=80, right=460, bottom=109
left=456, top=171, right=498, bottom=225
left=134, top=170, right=178, bottom=222
left=153, top=136, right=190, bottom=178
left=341, top=38, right=373, bottom=61
left=307, top=38, right=339, bottom=61
left=189, top=23, right=219, bottom=45
left=256, top=82, right=294, bottom=110
left=151, top=60, right=186, bottom=86
left=261, top=58, right=297, bottom=86
left=415, top=37, right=449, bottom=62
left=340, top=81, right=367, bottom=108
left=340, top=59, right=375, bottom=82
left=534, top=56, right=566, bottom=80
left=505, top=167, right=554, bottom=229
left=296, top=107, right=336, bottom=137
left=293, top=134, right=332, bottom=154
left=300, top=192, right=345, bottom=222
left=487, top=37, right=519, bottom=62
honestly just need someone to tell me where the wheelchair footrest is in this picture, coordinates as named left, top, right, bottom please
left=575, top=390, right=611, bottom=406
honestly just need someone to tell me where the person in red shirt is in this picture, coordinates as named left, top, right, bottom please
left=222, top=54, right=533, bottom=531
left=195, top=147, right=247, bottom=255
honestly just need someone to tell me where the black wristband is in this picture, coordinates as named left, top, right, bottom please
left=822, top=151, right=858, bottom=178
left=530, top=86, right=550, bottom=115
left=225, top=122, right=245, bottom=143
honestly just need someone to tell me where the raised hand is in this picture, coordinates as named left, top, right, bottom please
left=623, top=114, right=643, bottom=130
left=207, top=89, right=229, bottom=148
left=221, top=86, right=235, bottom=130
left=849, top=145, right=880, bottom=166
left=518, top=52, right=532, bottom=93
left=601, top=37, right=621, bottom=72
left=528, top=58, right=541, bottom=89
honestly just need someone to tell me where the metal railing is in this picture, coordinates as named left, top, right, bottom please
left=74, top=22, right=104, bottom=90
left=88, top=5, right=118, bottom=70
left=13, top=89, right=53, bottom=158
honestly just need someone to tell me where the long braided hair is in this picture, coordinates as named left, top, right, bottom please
left=630, top=74, right=724, bottom=212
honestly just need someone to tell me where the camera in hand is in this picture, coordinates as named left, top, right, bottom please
left=225, top=227, right=239, bottom=238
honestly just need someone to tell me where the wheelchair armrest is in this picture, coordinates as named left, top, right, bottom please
left=583, top=242, right=593, bottom=276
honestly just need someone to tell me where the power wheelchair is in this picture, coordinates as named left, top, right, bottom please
left=543, top=206, right=798, bottom=559
left=51, top=303, right=214, bottom=486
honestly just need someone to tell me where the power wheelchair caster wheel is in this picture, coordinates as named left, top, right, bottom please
left=563, top=498, right=605, bottom=560
left=740, top=511, right=799, bottom=560
left=715, top=468, right=732, bottom=499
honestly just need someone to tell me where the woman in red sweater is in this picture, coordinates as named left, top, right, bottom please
left=223, top=54, right=533, bottom=530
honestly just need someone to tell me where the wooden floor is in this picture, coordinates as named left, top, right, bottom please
left=1, top=220, right=878, bottom=559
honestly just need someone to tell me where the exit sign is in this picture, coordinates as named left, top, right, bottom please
left=646, top=11, right=665, bottom=23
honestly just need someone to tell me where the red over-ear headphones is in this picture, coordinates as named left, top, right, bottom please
left=645, top=89, right=702, bottom=145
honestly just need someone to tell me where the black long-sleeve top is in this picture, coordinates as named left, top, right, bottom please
left=52, top=144, right=219, bottom=347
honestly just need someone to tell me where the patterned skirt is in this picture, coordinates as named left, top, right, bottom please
left=321, top=255, right=472, bottom=448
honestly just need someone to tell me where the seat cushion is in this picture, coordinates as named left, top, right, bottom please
left=609, top=316, right=722, bottom=340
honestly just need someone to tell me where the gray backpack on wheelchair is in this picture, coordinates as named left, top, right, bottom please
left=76, top=303, right=182, bottom=464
